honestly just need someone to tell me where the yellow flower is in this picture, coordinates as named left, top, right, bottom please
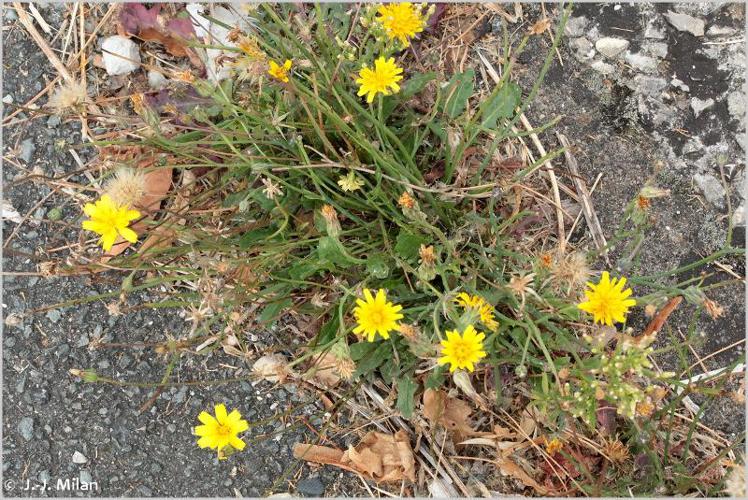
left=353, top=288, right=404, bottom=342
left=195, top=404, right=249, bottom=459
left=376, top=3, right=427, bottom=47
left=268, top=59, right=292, bottom=83
left=578, top=271, right=637, bottom=326
left=438, top=325, right=487, bottom=373
left=337, top=171, right=365, bottom=192
left=81, top=194, right=140, bottom=252
left=355, top=56, right=403, bottom=103
left=454, top=292, right=498, bottom=332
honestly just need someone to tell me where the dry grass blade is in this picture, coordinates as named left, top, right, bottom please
left=556, top=132, right=609, bottom=263
left=13, top=2, right=74, bottom=83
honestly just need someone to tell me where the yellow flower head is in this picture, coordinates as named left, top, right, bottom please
left=268, top=59, right=292, bottom=83
left=455, top=292, right=498, bottom=332
left=337, top=171, right=365, bottom=192
left=577, top=271, right=636, bottom=326
left=195, top=404, right=249, bottom=459
left=81, top=194, right=140, bottom=252
left=353, top=288, right=404, bottom=342
left=438, top=325, right=487, bottom=373
left=376, top=3, right=427, bottom=46
left=355, top=56, right=403, bottom=103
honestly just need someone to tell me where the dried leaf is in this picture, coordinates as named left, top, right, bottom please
left=294, top=431, right=416, bottom=483
left=119, top=4, right=201, bottom=66
left=307, top=351, right=341, bottom=388
left=253, top=354, right=291, bottom=383
left=529, top=17, right=551, bottom=35
left=423, top=389, right=477, bottom=441
left=497, top=456, right=549, bottom=495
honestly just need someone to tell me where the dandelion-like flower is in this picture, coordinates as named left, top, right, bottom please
left=337, top=171, right=365, bottom=192
left=81, top=195, right=140, bottom=252
left=376, top=3, right=427, bottom=47
left=437, top=325, right=487, bottom=373
left=47, top=81, right=88, bottom=115
left=261, top=177, right=283, bottom=200
left=267, top=59, right=292, bottom=83
left=355, top=56, right=403, bottom=103
left=352, top=288, right=404, bottom=342
left=195, top=404, right=249, bottom=459
left=455, top=292, right=498, bottom=332
left=104, top=167, right=146, bottom=207
left=577, top=271, right=636, bottom=326
left=398, top=191, right=415, bottom=209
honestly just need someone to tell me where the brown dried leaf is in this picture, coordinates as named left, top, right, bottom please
left=529, top=17, right=551, bottom=35
left=293, top=431, right=416, bottom=483
left=423, top=389, right=477, bottom=441
left=308, top=351, right=341, bottom=388
left=497, top=456, right=549, bottom=495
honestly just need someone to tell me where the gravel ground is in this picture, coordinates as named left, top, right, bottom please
left=2, top=2, right=746, bottom=498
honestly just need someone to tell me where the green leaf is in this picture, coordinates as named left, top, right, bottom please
left=239, top=226, right=277, bottom=248
left=353, top=342, right=391, bottom=377
left=395, top=230, right=428, bottom=260
left=317, top=315, right=339, bottom=345
left=350, top=341, right=377, bottom=361
left=380, top=358, right=396, bottom=385
left=287, top=261, right=328, bottom=280
left=481, top=81, right=521, bottom=129
left=258, top=298, right=292, bottom=326
left=401, top=72, right=436, bottom=100
left=396, top=375, right=418, bottom=419
left=318, top=236, right=356, bottom=267
left=366, top=254, right=391, bottom=279
left=443, top=69, right=475, bottom=119
left=425, top=365, right=447, bottom=389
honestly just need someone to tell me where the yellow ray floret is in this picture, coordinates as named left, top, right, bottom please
left=454, top=292, right=499, bottom=332
left=353, top=288, right=404, bottom=342
left=356, top=56, right=403, bottom=103
left=438, top=325, right=487, bottom=373
left=268, top=59, right=292, bottom=83
left=195, top=404, right=249, bottom=459
left=81, top=194, right=140, bottom=252
left=376, top=3, right=427, bottom=46
left=577, top=271, right=637, bottom=326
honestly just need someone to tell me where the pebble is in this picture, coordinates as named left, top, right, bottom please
left=664, top=11, right=705, bottom=37
left=706, top=25, right=737, bottom=37
left=19, top=138, right=35, bottom=163
left=101, top=36, right=141, bottom=76
left=569, top=37, right=594, bottom=60
left=47, top=115, right=61, bottom=128
left=732, top=201, right=745, bottom=227
left=644, top=42, right=668, bottom=59
left=690, top=97, right=715, bottom=118
left=671, top=77, right=690, bottom=92
left=633, top=75, right=667, bottom=96
left=564, top=16, right=589, bottom=38
left=18, top=417, right=34, bottom=441
left=590, top=60, right=615, bottom=75
left=693, top=172, right=726, bottom=209
left=727, top=91, right=745, bottom=123
left=147, top=70, right=168, bottom=90
left=72, top=451, right=88, bottom=464
left=624, top=51, right=658, bottom=73
left=80, top=470, right=93, bottom=484
left=296, top=477, right=325, bottom=497
left=595, top=37, right=629, bottom=58
left=45, top=309, right=62, bottom=323
left=644, top=22, right=666, bottom=40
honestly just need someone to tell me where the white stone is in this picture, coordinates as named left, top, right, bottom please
left=624, top=52, right=658, bottom=73
left=732, top=201, right=745, bottom=227
left=693, top=172, right=726, bottom=209
left=2, top=94, right=13, bottom=104
left=101, top=36, right=141, bottom=76
left=590, top=60, right=615, bottom=75
left=595, top=37, right=630, bottom=58
left=706, top=25, right=736, bottom=37
left=570, top=37, right=594, bottom=60
left=634, top=75, right=667, bottom=96
left=664, top=11, right=705, bottom=37
left=644, top=22, right=666, bottom=40
left=147, top=70, right=168, bottom=90
left=564, top=16, right=589, bottom=38
left=727, top=91, right=745, bottom=123
left=671, top=77, right=690, bottom=92
left=690, top=97, right=715, bottom=118
left=644, top=42, right=668, bottom=59
left=72, top=451, right=88, bottom=464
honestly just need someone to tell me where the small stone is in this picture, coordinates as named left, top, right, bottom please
left=664, top=11, right=705, bottom=37
left=47, top=115, right=61, bottom=128
left=18, top=417, right=34, bottom=441
left=690, top=97, right=715, bottom=118
left=633, top=75, right=667, bottom=96
left=671, top=77, right=690, bottom=92
left=590, top=60, right=615, bottom=75
left=569, top=37, right=594, bottom=60
left=72, top=451, right=88, bottom=464
left=4, top=8, right=18, bottom=21
left=45, top=309, right=62, bottom=323
left=595, top=37, right=629, bottom=58
left=296, top=477, right=325, bottom=497
left=644, top=22, right=666, bottom=40
left=47, top=207, right=63, bottom=221
left=644, top=42, right=668, bottom=59
left=727, top=91, right=745, bottom=123
left=101, top=35, right=141, bottom=76
left=706, top=25, right=737, bottom=37
left=693, top=172, right=726, bottom=209
left=147, top=70, right=168, bottom=90
left=732, top=201, right=745, bottom=227
left=564, top=16, right=589, bottom=38
left=624, top=52, right=658, bottom=73
left=19, top=138, right=35, bottom=163
left=79, top=470, right=93, bottom=484
left=2, top=94, right=14, bottom=104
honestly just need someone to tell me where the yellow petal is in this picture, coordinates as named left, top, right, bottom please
left=198, top=411, right=218, bottom=426
left=214, top=404, right=228, bottom=424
